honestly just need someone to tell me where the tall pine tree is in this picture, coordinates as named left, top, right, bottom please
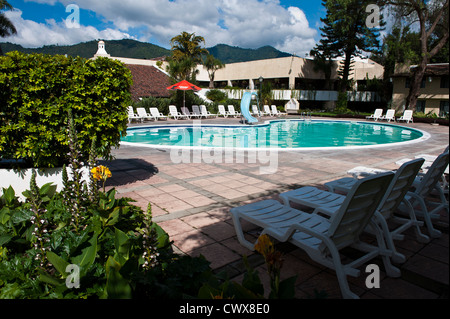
left=313, top=0, right=385, bottom=93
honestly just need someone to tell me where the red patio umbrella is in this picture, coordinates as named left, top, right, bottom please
left=167, top=80, right=201, bottom=110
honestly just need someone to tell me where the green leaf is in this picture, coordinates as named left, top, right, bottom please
left=106, top=207, right=121, bottom=226
left=0, top=208, right=11, bottom=225
left=70, top=234, right=98, bottom=274
left=276, top=275, right=297, bottom=299
left=2, top=186, right=16, bottom=206
left=46, top=251, right=70, bottom=278
left=105, top=256, right=132, bottom=299
left=0, top=234, right=13, bottom=246
left=38, top=271, right=65, bottom=287
left=152, top=223, right=170, bottom=249
left=114, top=228, right=130, bottom=266
left=39, top=183, right=57, bottom=199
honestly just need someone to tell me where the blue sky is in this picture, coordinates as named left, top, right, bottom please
left=4, top=0, right=327, bottom=56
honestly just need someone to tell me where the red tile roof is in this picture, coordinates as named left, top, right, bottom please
left=125, top=64, right=172, bottom=101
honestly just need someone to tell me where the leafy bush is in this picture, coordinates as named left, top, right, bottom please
left=206, top=89, right=227, bottom=103
left=0, top=52, right=133, bottom=168
left=0, top=116, right=212, bottom=299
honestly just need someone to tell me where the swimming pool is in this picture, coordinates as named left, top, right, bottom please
left=121, top=120, right=429, bottom=150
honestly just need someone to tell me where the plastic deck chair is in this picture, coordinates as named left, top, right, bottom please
left=192, top=105, right=204, bottom=118
left=230, top=172, right=399, bottom=299
left=271, top=105, right=286, bottom=117
left=280, top=159, right=427, bottom=264
left=181, top=107, right=197, bottom=119
left=169, top=105, right=188, bottom=120
left=149, top=108, right=168, bottom=121
left=200, top=105, right=216, bottom=118
left=264, top=105, right=274, bottom=117
left=127, top=106, right=142, bottom=123
left=401, top=151, right=449, bottom=238
left=218, top=105, right=229, bottom=118
left=366, top=109, right=383, bottom=121
left=397, top=110, right=414, bottom=123
left=136, top=107, right=154, bottom=121
left=227, top=105, right=241, bottom=117
left=379, top=109, right=396, bottom=122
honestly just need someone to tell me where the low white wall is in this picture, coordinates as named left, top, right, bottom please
left=0, top=167, right=91, bottom=201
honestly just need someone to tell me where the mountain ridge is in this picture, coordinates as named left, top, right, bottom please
left=0, top=39, right=292, bottom=64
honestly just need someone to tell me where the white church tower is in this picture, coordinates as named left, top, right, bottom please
left=94, top=40, right=111, bottom=58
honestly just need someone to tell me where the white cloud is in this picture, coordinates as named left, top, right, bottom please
left=7, top=0, right=319, bottom=56
left=4, top=9, right=133, bottom=48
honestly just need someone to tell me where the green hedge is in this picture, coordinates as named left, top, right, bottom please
left=0, top=52, right=133, bottom=168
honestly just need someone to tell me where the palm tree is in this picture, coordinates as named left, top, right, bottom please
left=167, top=31, right=208, bottom=81
left=0, top=0, right=17, bottom=55
left=204, top=54, right=225, bottom=89
left=170, top=31, right=208, bottom=63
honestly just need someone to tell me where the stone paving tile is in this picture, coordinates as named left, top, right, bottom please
left=190, top=243, right=242, bottom=270
left=182, top=195, right=216, bottom=207
left=170, top=229, right=216, bottom=253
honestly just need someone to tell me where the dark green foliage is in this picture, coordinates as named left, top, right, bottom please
left=313, top=0, right=385, bottom=91
left=0, top=52, right=133, bottom=168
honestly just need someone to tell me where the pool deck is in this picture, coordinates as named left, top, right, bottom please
left=102, top=115, right=449, bottom=299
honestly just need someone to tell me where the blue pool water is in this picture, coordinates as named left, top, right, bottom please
left=121, top=120, right=426, bottom=149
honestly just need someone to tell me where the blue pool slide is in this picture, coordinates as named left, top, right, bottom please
left=240, top=92, right=258, bottom=124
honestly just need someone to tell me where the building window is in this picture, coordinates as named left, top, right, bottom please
left=441, top=76, right=449, bottom=89
left=416, top=100, right=426, bottom=113
left=440, top=100, right=449, bottom=117
left=405, top=77, right=426, bottom=88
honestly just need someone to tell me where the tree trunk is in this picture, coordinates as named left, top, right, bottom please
left=405, top=59, right=427, bottom=110
left=339, top=49, right=353, bottom=92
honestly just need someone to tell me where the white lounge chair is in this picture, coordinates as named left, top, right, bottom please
left=231, top=172, right=400, bottom=299
left=271, top=105, right=286, bottom=117
left=200, top=105, right=216, bottom=118
left=264, top=105, right=274, bottom=117
left=169, top=105, right=188, bottom=120
left=379, top=109, right=396, bottom=122
left=401, top=151, right=449, bottom=238
left=251, top=105, right=259, bottom=116
left=280, top=159, right=427, bottom=264
left=366, top=108, right=383, bottom=121
left=181, top=107, right=194, bottom=119
left=136, top=107, right=154, bottom=121
left=192, top=105, right=204, bottom=118
left=227, top=105, right=241, bottom=118
left=415, top=146, right=449, bottom=193
left=218, top=105, right=229, bottom=118
left=397, top=110, right=414, bottom=123
left=127, top=106, right=142, bottom=123
left=149, top=107, right=168, bottom=121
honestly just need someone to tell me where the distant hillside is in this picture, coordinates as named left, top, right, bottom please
left=207, top=44, right=291, bottom=64
left=0, top=39, right=292, bottom=63
left=0, top=39, right=170, bottom=60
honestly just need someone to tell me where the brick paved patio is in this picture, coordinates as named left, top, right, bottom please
left=102, top=116, right=449, bottom=299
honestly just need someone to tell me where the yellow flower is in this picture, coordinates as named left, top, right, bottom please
left=91, top=165, right=112, bottom=181
left=254, top=234, right=274, bottom=258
